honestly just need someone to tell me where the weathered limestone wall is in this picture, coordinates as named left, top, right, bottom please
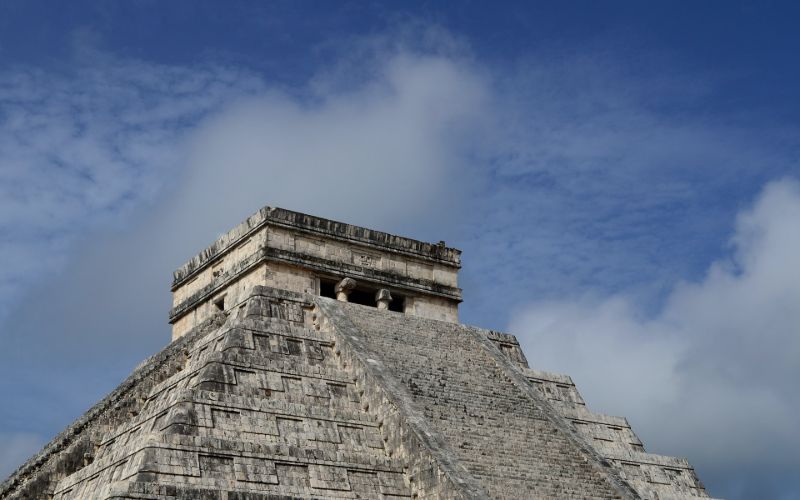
left=0, top=315, right=227, bottom=500
left=171, top=208, right=461, bottom=286
left=169, top=207, right=462, bottom=339
left=170, top=255, right=462, bottom=340
left=172, top=261, right=322, bottom=339
left=265, top=225, right=458, bottom=289
left=404, top=295, right=459, bottom=323
left=13, top=287, right=483, bottom=499
left=48, top=288, right=415, bottom=498
left=171, top=227, right=265, bottom=307
left=171, top=262, right=270, bottom=340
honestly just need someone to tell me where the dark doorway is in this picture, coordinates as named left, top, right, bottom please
left=318, top=277, right=405, bottom=312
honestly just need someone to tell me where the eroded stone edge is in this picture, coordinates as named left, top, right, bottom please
left=315, top=296, right=490, bottom=500
left=0, top=315, right=226, bottom=499
left=462, top=323, right=642, bottom=500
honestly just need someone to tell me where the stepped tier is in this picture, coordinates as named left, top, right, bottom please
left=2, top=286, right=710, bottom=499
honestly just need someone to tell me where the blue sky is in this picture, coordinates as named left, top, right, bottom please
left=1, top=2, right=799, bottom=498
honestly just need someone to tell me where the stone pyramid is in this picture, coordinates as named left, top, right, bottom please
left=2, top=207, right=711, bottom=499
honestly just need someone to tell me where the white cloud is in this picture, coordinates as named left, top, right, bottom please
left=0, top=40, right=487, bottom=324
left=509, top=178, right=800, bottom=493
left=0, top=45, right=490, bottom=480
left=170, top=52, right=488, bottom=243
left=455, top=53, right=798, bottom=338
left=0, top=61, right=265, bottom=320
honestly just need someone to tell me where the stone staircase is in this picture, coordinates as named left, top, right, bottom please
left=487, top=333, right=710, bottom=499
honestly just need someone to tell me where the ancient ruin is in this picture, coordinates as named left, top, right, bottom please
left=1, top=206, right=711, bottom=499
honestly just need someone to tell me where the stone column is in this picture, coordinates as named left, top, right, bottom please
left=375, top=289, right=393, bottom=310
left=335, top=278, right=357, bottom=302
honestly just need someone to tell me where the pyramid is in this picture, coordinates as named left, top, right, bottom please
left=2, top=207, right=710, bottom=499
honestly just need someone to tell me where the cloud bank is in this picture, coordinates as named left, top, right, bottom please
left=0, top=42, right=488, bottom=478
left=510, top=178, right=800, bottom=499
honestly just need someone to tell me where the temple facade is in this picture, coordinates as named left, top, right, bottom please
left=169, top=207, right=462, bottom=339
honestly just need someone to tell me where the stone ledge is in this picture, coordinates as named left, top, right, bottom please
left=605, top=450, right=694, bottom=469
left=169, top=248, right=463, bottom=324
left=521, top=367, right=576, bottom=386
left=172, top=206, right=462, bottom=287
left=559, top=406, right=631, bottom=428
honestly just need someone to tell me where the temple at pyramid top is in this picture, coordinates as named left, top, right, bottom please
left=170, top=206, right=463, bottom=339
left=3, top=206, right=714, bottom=500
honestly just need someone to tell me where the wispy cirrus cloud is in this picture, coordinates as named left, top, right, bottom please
left=458, top=53, right=798, bottom=326
left=0, top=58, right=265, bottom=320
